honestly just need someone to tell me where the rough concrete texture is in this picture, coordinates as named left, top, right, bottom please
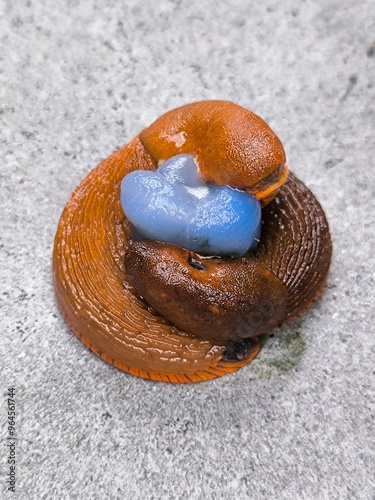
left=1, top=0, right=375, bottom=498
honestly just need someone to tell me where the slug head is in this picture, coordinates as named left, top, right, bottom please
left=140, top=100, right=288, bottom=205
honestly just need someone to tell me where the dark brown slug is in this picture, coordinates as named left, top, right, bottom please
left=124, top=243, right=289, bottom=342
left=53, top=101, right=332, bottom=383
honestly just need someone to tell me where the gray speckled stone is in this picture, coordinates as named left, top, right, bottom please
left=1, top=0, right=374, bottom=498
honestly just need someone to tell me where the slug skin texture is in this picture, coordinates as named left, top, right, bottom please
left=53, top=101, right=332, bottom=383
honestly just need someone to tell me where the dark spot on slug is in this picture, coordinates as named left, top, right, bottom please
left=253, top=164, right=283, bottom=189
left=187, top=254, right=206, bottom=271
left=222, top=338, right=255, bottom=362
left=147, top=305, right=160, bottom=316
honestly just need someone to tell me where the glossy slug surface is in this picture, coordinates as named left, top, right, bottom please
left=53, top=136, right=260, bottom=382
left=124, top=242, right=288, bottom=342
left=53, top=100, right=331, bottom=383
left=254, top=172, right=332, bottom=323
left=124, top=173, right=332, bottom=344
left=140, top=101, right=287, bottom=201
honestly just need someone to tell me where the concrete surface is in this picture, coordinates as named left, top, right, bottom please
left=1, top=0, right=374, bottom=498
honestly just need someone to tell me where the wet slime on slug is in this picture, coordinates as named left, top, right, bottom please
left=53, top=100, right=332, bottom=382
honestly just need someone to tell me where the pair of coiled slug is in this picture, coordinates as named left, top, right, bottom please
left=53, top=100, right=332, bottom=383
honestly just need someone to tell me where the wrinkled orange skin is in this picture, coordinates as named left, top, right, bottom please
left=53, top=101, right=331, bottom=383
left=141, top=101, right=287, bottom=204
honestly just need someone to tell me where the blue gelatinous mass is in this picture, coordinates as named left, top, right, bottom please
left=120, top=154, right=261, bottom=257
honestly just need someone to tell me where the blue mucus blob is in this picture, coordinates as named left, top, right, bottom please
left=120, top=154, right=261, bottom=257
left=183, top=185, right=261, bottom=256
left=120, top=170, right=197, bottom=242
left=158, top=154, right=206, bottom=190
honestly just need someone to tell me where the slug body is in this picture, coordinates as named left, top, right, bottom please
left=53, top=101, right=332, bottom=383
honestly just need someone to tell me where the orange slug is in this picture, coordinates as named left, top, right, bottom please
left=52, top=101, right=332, bottom=383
